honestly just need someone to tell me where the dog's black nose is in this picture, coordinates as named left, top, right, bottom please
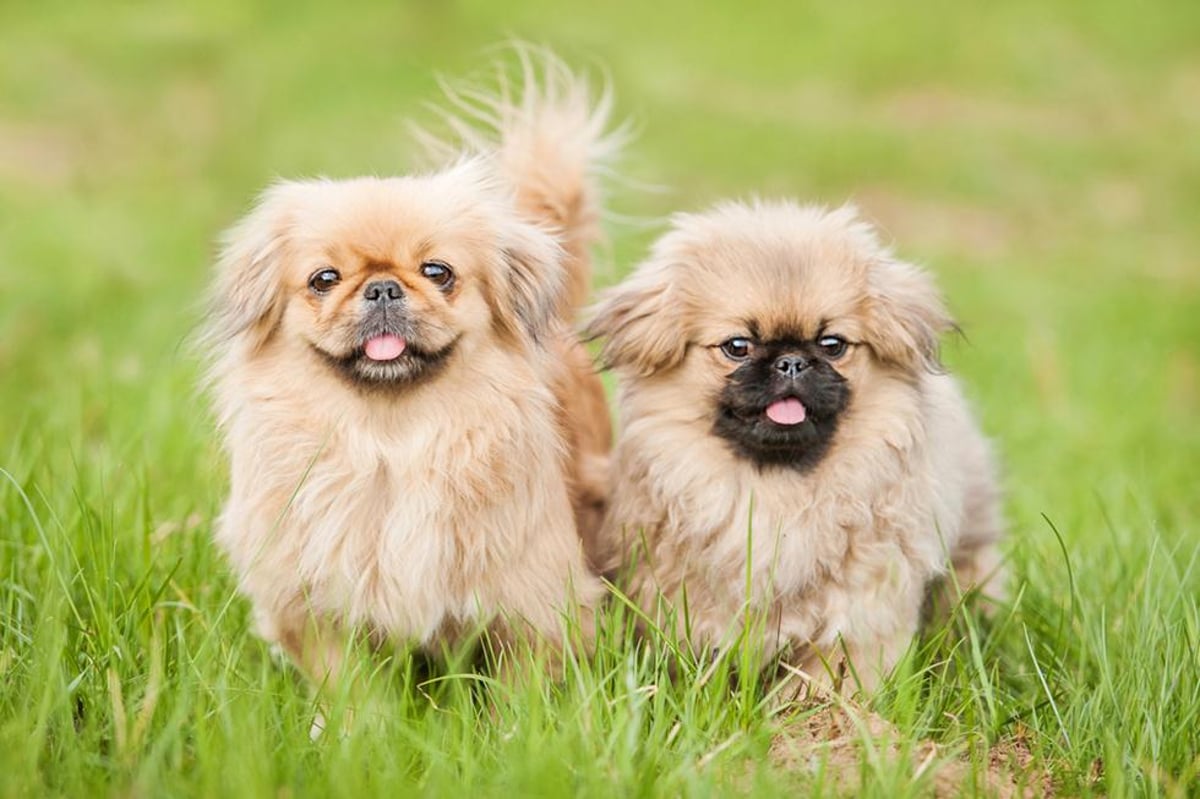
left=773, top=355, right=809, bottom=379
left=363, top=279, right=404, bottom=303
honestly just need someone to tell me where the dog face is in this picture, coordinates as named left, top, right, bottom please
left=209, top=161, right=563, bottom=391
left=708, top=332, right=852, bottom=469
left=589, top=201, right=953, bottom=471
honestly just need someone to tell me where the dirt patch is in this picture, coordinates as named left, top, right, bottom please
left=769, top=693, right=1045, bottom=797
left=986, top=726, right=1056, bottom=798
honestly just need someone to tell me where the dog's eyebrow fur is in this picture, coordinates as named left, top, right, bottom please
left=753, top=317, right=812, bottom=343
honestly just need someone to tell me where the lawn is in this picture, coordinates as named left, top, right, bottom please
left=1, top=1, right=1198, bottom=796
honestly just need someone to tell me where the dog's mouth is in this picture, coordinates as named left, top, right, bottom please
left=362, top=333, right=407, bottom=362
left=714, top=388, right=848, bottom=471
left=723, top=394, right=815, bottom=431
left=313, top=324, right=459, bottom=391
left=763, top=397, right=807, bottom=426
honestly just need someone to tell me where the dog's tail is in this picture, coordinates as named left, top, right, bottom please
left=494, top=54, right=620, bottom=320
left=419, top=48, right=623, bottom=320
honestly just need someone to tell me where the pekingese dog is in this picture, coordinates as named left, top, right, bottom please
left=588, top=200, right=1004, bottom=693
left=203, top=59, right=616, bottom=686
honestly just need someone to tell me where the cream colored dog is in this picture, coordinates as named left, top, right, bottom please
left=203, top=60, right=615, bottom=685
left=589, top=201, right=1004, bottom=692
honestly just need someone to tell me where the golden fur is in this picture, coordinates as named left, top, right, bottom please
left=589, top=201, right=1004, bottom=692
left=203, top=61, right=615, bottom=683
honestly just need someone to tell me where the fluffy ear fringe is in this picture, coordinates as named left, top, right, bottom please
left=493, top=220, right=568, bottom=342
left=866, top=257, right=956, bottom=373
left=197, top=182, right=303, bottom=396
left=585, top=270, right=689, bottom=377
left=433, top=157, right=569, bottom=343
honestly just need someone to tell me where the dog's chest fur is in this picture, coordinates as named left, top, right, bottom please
left=296, top=422, right=506, bottom=635
left=222, top=373, right=564, bottom=646
left=619, top=384, right=957, bottom=651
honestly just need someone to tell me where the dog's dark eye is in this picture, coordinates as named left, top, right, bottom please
left=420, top=261, right=454, bottom=290
left=720, top=337, right=754, bottom=361
left=817, top=335, right=848, bottom=360
left=308, top=268, right=341, bottom=295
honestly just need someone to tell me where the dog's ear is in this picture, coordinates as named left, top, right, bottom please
left=446, top=156, right=568, bottom=342
left=491, top=219, right=567, bottom=341
left=586, top=267, right=689, bottom=376
left=865, top=256, right=955, bottom=372
left=207, top=182, right=302, bottom=354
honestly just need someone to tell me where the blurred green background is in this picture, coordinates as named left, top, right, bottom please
left=1, top=0, right=1198, bottom=794
left=3, top=1, right=1196, bottom=500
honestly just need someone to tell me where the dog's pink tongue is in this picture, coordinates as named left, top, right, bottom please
left=766, top=398, right=807, bottom=425
left=364, top=334, right=406, bottom=361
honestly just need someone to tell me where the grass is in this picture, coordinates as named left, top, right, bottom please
left=2, top=0, right=1198, bottom=795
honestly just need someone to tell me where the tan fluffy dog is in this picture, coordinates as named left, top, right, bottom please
left=588, top=201, right=1003, bottom=692
left=204, top=62, right=614, bottom=684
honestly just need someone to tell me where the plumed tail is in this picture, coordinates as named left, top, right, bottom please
left=415, top=47, right=624, bottom=322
